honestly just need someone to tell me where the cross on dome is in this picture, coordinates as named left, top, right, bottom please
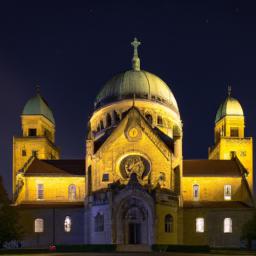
left=131, top=37, right=141, bottom=71
left=228, top=85, right=232, bottom=96
left=36, top=84, right=40, bottom=94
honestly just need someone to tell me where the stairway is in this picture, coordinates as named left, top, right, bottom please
left=116, top=244, right=151, bottom=252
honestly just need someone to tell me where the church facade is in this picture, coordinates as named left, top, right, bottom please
left=13, top=39, right=255, bottom=248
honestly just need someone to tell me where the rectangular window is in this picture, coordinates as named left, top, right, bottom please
left=32, top=150, right=38, bottom=157
left=224, top=218, right=232, bottom=233
left=22, top=150, right=26, bottom=157
left=230, top=151, right=236, bottom=159
left=193, top=184, right=199, bottom=201
left=102, top=173, right=109, bottom=182
left=34, top=218, right=44, bottom=233
left=196, top=218, right=204, bottom=233
left=28, top=128, right=37, bottom=136
left=224, top=185, right=232, bottom=200
left=230, top=127, right=239, bottom=137
left=37, top=184, right=44, bottom=200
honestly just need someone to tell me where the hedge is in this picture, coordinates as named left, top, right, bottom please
left=55, top=244, right=117, bottom=252
left=152, top=244, right=210, bottom=252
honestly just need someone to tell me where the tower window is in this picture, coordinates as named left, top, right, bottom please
left=196, top=218, right=204, bottom=233
left=224, top=185, right=232, bottom=200
left=22, top=150, right=26, bottom=157
left=145, top=114, right=153, bottom=124
left=164, top=214, right=173, bottom=233
left=95, top=212, right=104, bottom=232
left=224, top=218, right=232, bottom=233
left=102, top=173, right=109, bottom=182
left=37, top=184, right=44, bottom=200
left=157, top=116, right=163, bottom=125
left=193, top=184, right=199, bottom=201
left=44, top=129, right=52, bottom=140
left=34, top=218, right=44, bottom=233
left=28, top=128, right=37, bottom=136
left=64, top=216, right=72, bottom=232
left=68, top=184, right=76, bottom=200
left=32, top=150, right=38, bottom=157
left=230, top=127, right=239, bottom=137
left=230, top=151, right=236, bottom=159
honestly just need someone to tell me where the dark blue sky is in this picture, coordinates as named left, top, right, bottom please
left=1, top=1, right=256, bottom=194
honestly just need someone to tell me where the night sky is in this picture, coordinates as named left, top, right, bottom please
left=1, top=1, right=256, bottom=194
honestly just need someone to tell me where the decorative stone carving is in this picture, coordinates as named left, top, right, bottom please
left=120, top=155, right=150, bottom=180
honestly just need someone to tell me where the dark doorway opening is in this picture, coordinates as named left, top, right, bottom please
left=128, top=223, right=141, bottom=244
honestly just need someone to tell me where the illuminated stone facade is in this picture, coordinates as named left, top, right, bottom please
left=13, top=39, right=254, bottom=248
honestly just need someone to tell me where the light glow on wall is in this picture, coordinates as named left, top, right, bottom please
left=64, top=216, right=72, bottom=232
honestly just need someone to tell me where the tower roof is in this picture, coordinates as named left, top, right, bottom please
left=215, top=95, right=244, bottom=123
left=22, top=92, right=55, bottom=124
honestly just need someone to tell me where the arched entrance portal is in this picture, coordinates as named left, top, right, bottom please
left=114, top=192, right=154, bottom=245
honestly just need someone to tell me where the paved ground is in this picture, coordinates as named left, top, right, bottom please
left=1, top=253, right=256, bottom=256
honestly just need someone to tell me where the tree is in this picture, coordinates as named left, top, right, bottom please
left=241, top=213, right=256, bottom=250
left=0, top=176, right=23, bottom=248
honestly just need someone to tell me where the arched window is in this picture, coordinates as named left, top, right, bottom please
left=113, top=111, right=120, bottom=123
left=196, top=217, right=204, bottom=233
left=157, top=116, right=163, bottom=125
left=100, top=120, right=104, bottom=130
left=64, top=216, right=72, bottom=232
left=94, top=212, right=104, bottom=232
left=224, top=218, right=232, bottom=233
left=193, top=184, right=199, bottom=201
left=106, top=113, right=112, bottom=127
left=68, top=184, right=76, bottom=200
left=145, top=114, right=153, bottom=124
left=165, top=214, right=173, bottom=233
left=34, top=218, right=44, bottom=233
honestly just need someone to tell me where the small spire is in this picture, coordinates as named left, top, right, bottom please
left=131, top=37, right=141, bottom=71
left=228, top=85, right=232, bottom=97
left=36, top=84, right=40, bottom=95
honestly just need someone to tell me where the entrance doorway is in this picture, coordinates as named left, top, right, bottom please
left=125, top=206, right=144, bottom=244
left=128, top=223, right=141, bottom=244
left=115, top=195, right=154, bottom=245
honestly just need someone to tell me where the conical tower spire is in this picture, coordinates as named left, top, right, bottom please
left=131, top=37, right=141, bottom=71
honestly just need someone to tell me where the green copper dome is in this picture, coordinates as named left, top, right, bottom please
left=95, top=70, right=179, bottom=113
left=22, top=93, right=55, bottom=124
left=215, top=96, right=244, bottom=123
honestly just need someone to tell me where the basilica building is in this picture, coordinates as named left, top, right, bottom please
left=13, top=38, right=255, bottom=248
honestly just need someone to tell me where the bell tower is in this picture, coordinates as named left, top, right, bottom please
left=12, top=87, right=60, bottom=195
left=209, top=87, right=253, bottom=191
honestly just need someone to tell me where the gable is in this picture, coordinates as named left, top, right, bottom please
left=93, top=107, right=173, bottom=160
